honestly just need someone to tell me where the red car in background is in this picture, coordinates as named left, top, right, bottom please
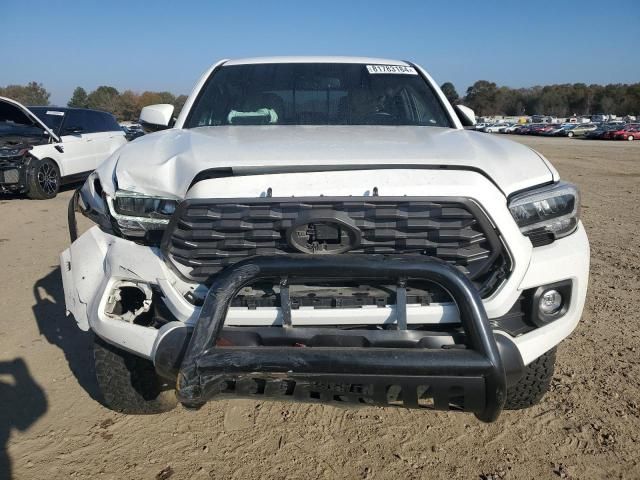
left=603, top=124, right=640, bottom=141
left=538, top=124, right=560, bottom=135
left=529, top=124, right=550, bottom=135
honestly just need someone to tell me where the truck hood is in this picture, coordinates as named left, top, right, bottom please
left=109, top=126, right=555, bottom=198
left=0, top=96, right=60, bottom=143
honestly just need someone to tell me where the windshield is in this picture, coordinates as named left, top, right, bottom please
left=185, top=63, right=453, bottom=128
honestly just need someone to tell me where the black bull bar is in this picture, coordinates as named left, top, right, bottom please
left=168, top=255, right=511, bottom=422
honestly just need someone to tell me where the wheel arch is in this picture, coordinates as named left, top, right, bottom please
left=39, top=156, right=63, bottom=176
left=29, top=151, right=67, bottom=178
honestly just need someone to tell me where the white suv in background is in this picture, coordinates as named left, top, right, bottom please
left=0, top=97, right=126, bottom=199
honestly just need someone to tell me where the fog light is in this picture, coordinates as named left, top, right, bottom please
left=529, top=280, right=572, bottom=327
left=540, top=289, right=563, bottom=315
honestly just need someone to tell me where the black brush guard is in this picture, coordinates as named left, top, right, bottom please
left=172, top=255, right=509, bottom=422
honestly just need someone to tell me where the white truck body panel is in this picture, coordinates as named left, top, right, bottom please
left=59, top=56, right=589, bottom=376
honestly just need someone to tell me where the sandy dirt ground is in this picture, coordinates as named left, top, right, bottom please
left=1, top=136, right=639, bottom=480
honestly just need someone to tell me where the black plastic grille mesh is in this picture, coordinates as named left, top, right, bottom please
left=162, top=197, right=506, bottom=290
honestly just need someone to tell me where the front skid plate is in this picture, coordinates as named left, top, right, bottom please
left=200, top=373, right=487, bottom=412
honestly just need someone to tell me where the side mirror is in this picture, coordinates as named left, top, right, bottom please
left=139, top=104, right=175, bottom=132
left=454, top=105, right=476, bottom=127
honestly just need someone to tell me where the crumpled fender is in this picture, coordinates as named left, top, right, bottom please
left=60, top=227, right=112, bottom=330
left=59, top=226, right=169, bottom=331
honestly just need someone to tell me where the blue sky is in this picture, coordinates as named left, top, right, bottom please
left=2, top=0, right=639, bottom=106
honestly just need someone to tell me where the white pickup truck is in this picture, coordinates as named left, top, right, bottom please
left=61, top=57, right=589, bottom=422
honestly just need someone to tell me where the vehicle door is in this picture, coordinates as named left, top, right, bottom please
left=86, top=112, right=126, bottom=168
left=57, top=110, right=97, bottom=176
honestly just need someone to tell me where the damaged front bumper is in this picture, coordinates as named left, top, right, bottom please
left=61, top=181, right=589, bottom=420
left=0, top=153, right=29, bottom=193
left=162, top=255, right=516, bottom=422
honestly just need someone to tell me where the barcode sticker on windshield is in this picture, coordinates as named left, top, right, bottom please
left=46, top=110, right=65, bottom=116
left=366, top=65, right=417, bottom=75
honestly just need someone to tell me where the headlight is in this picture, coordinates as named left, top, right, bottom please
left=508, top=181, right=580, bottom=245
left=106, top=190, right=178, bottom=239
left=0, top=147, right=31, bottom=158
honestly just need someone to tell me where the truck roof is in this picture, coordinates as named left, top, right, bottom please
left=224, top=56, right=412, bottom=66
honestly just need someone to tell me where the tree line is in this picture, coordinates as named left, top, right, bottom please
left=0, top=82, right=187, bottom=121
left=67, top=87, right=188, bottom=121
left=441, top=81, right=640, bottom=117
left=2, top=80, right=639, bottom=121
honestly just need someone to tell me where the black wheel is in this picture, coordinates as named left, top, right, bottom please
left=27, top=158, right=60, bottom=199
left=93, top=337, right=177, bottom=414
left=504, top=348, right=556, bottom=410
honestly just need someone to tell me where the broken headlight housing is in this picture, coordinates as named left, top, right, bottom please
left=508, top=181, right=580, bottom=246
left=106, top=190, right=178, bottom=240
left=73, top=173, right=179, bottom=244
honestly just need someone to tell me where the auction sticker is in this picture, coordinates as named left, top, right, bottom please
left=366, top=65, right=417, bottom=75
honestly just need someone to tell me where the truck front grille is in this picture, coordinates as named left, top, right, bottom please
left=161, top=197, right=509, bottom=296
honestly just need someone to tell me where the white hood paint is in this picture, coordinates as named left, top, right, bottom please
left=107, top=125, right=554, bottom=199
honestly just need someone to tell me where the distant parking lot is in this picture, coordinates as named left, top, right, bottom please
left=475, top=120, right=640, bottom=141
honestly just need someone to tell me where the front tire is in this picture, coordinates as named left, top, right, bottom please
left=504, top=348, right=556, bottom=410
left=27, top=158, right=60, bottom=199
left=93, top=337, right=177, bottom=414
left=567, top=132, right=574, bottom=138
left=628, top=135, right=635, bottom=141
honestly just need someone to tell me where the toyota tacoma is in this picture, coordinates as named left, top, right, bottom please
left=60, top=57, right=589, bottom=422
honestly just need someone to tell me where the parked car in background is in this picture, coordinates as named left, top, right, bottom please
left=545, top=125, right=571, bottom=136
left=612, top=124, right=640, bottom=141
left=496, top=123, right=517, bottom=133
left=528, top=124, right=550, bottom=135
left=121, top=123, right=145, bottom=141
left=607, top=121, right=627, bottom=128
left=500, top=124, right=521, bottom=133
left=0, top=97, right=127, bottom=198
left=584, top=124, right=620, bottom=140
left=483, top=124, right=508, bottom=133
left=538, top=124, right=561, bottom=135
left=556, top=124, right=597, bottom=138
left=513, top=124, right=534, bottom=134
left=590, top=114, right=608, bottom=123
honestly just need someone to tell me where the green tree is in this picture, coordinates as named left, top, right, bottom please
left=67, top=87, right=89, bottom=108
left=156, top=91, right=176, bottom=105
left=0, top=81, right=50, bottom=106
left=86, top=86, right=121, bottom=115
left=137, top=91, right=176, bottom=109
left=118, top=89, right=141, bottom=121
left=464, top=81, right=498, bottom=116
left=173, top=94, right=189, bottom=116
left=440, top=82, right=459, bottom=104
